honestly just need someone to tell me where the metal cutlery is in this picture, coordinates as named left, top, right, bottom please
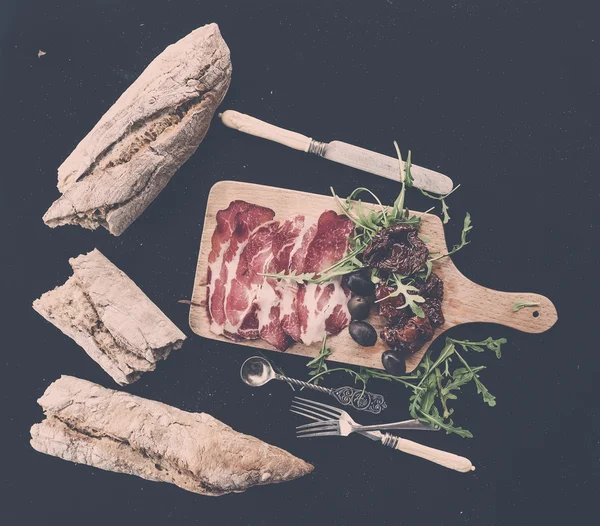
left=291, top=397, right=475, bottom=473
left=220, top=110, right=454, bottom=195
left=241, top=356, right=387, bottom=414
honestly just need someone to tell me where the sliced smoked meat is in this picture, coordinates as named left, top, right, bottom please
left=207, top=205, right=354, bottom=349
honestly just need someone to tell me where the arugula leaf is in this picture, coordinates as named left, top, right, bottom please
left=418, top=408, right=474, bottom=439
left=430, top=212, right=473, bottom=262
left=439, top=365, right=486, bottom=418
left=513, top=301, right=540, bottom=312
left=452, top=346, right=498, bottom=407
left=404, top=149, right=414, bottom=188
left=448, top=336, right=507, bottom=359
left=358, top=367, right=422, bottom=392
left=306, top=336, right=333, bottom=385
left=419, top=184, right=460, bottom=225
left=374, top=274, right=427, bottom=318
left=346, top=187, right=389, bottom=227
left=260, top=253, right=365, bottom=284
left=474, top=377, right=497, bottom=407
left=440, top=199, right=450, bottom=224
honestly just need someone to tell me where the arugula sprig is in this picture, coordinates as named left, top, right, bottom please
left=420, top=184, right=461, bottom=224
left=429, top=212, right=473, bottom=262
left=306, top=336, right=334, bottom=385
left=304, top=336, right=507, bottom=438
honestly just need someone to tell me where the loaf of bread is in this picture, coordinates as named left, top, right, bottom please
left=33, top=249, right=186, bottom=385
left=43, top=23, right=232, bottom=235
left=30, top=376, right=314, bottom=495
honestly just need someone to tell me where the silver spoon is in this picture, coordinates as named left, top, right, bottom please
left=240, top=356, right=387, bottom=414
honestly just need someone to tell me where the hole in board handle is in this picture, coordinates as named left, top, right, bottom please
left=533, top=311, right=540, bottom=318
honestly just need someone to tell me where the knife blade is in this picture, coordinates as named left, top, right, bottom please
left=219, top=110, right=454, bottom=195
left=320, top=141, right=453, bottom=195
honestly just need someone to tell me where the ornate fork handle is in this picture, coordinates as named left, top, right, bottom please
left=276, top=375, right=387, bottom=414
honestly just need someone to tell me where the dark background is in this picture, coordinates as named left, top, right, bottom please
left=1, top=1, right=598, bottom=524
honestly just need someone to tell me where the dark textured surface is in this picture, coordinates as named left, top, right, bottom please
left=1, top=1, right=598, bottom=524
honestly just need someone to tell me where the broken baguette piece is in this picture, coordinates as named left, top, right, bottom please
left=43, top=23, right=231, bottom=236
left=33, top=249, right=186, bottom=385
left=31, top=376, right=314, bottom=495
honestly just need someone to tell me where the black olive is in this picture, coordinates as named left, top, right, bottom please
left=381, top=350, right=407, bottom=376
left=349, top=320, right=377, bottom=347
left=347, top=270, right=376, bottom=296
left=348, top=296, right=370, bottom=320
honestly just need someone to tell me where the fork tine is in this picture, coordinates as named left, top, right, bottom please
left=294, top=397, right=344, bottom=415
left=296, top=419, right=338, bottom=430
left=293, top=398, right=341, bottom=419
left=296, top=431, right=340, bottom=438
left=290, top=408, right=327, bottom=422
left=297, top=423, right=338, bottom=434
left=290, top=404, right=331, bottom=422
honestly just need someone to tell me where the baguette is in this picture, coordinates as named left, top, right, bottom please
left=30, top=376, right=313, bottom=495
left=43, top=23, right=231, bottom=236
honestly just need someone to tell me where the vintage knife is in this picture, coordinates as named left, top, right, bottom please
left=219, top=110, right=453, bottom=195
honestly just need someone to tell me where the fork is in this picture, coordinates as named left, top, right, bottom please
left=291, top=397, right=475, bottom=473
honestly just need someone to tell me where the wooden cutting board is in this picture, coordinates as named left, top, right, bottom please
left=189, top=181, right=557, bottom=372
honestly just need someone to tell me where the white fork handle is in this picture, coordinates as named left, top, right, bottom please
left=385, top=434, right=475, bottom=473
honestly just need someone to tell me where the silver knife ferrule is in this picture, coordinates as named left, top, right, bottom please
left=308, top=139, right=327, bottom=156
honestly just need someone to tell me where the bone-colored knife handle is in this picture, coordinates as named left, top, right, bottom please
left=382, top=434, right=475, bottom=473
left=220, top=110, right=312, bottom=152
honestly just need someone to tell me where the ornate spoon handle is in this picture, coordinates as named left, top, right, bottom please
left=276, top=375, right=387, bottom=414
left=275, top=375, right=333, bottom=394
left=332, top=386, right=387, bottom=414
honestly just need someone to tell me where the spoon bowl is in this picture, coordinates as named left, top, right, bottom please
left=240, top=356, right=276, bottom=387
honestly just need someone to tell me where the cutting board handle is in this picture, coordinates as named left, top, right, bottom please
left=448, top=278, right=557, bottom=333
left=220, top=110, right=313, bottom=153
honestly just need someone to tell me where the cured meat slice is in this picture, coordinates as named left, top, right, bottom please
left=271, top=214, right=311, bottom=270
left=223, top=221, right=278, bottom=339
left=302, top=210, right=355, bottom=274
left=296, top=281, right=351, bottom=345
left=207, top=201, right=274, bottom=335
left=294, top=210, right=354, bottom=345
left=254, top=215, right=309, bottom=350
left=207, top=201, right=249, bottom=333
left=279, top=217, right=318, bottom=342
left=254, top=279, right=291, bottom=350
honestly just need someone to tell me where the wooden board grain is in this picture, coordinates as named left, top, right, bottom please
left=189, top=181, right=557, bottom=372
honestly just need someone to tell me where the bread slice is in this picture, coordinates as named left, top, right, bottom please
left=33, top=249, right=186, bottom=385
